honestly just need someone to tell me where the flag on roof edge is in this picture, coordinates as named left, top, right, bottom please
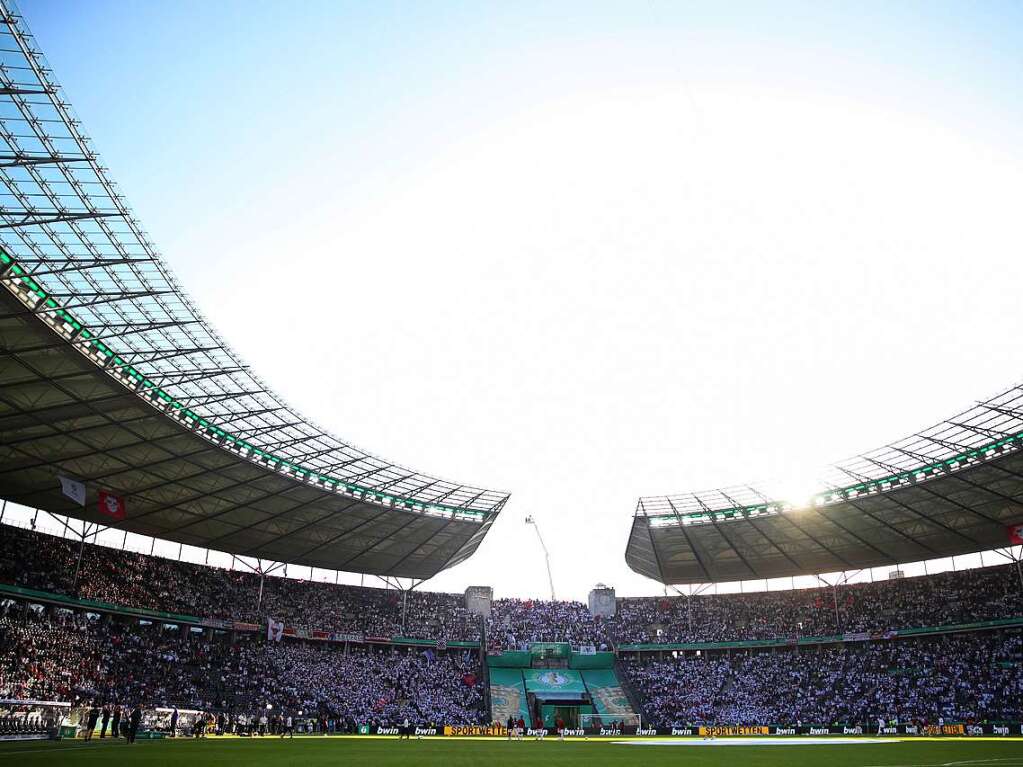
left=58, top=475, right=86, bottom=506
left=98, top=490, right=126, bottom=521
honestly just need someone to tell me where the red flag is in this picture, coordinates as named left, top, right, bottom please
left=98, top=490, right=126, bottom=521
left=1008, top=523, right=1023, bottom=546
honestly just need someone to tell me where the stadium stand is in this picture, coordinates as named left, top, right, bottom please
left=1, top=523, right=1020, bottom=731
left=621, top=629, right=1023, bottom=726
left=2, top=525, right=1022, bottom=647
left=0, top=607, right=232, bottom=708
left=228, top=641, right=485, bottom=727
left=0, top=525, right=480, bottom=642
left=486, top=565, right=1023, bottom=646
left=0, top=604, right=486, bottom=727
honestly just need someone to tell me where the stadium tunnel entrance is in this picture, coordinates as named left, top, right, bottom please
left=489, top=643, right=640, bottom=731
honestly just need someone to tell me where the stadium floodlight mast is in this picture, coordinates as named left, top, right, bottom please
left=525, top=515, right=556, bottom=601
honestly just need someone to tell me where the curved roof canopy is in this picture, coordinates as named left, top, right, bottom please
left=0, top=4, right=507, bottom=578
left=628, top=386, right=1023, bottom=585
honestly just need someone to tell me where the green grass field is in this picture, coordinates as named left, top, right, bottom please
left=1, top=737, right=1021, bottom=767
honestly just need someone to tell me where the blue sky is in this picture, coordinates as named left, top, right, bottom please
left=14, top=0, right=1023, bottom=598
left=27, top=1, right=1023, bottom=206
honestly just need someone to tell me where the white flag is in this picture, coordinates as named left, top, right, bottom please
left=58, top=475, right=86, bottom=506
left=267, top=618, right=284, bottom=642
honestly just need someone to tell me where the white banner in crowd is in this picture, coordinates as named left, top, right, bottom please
left=267, top=618, right=284, bottom=642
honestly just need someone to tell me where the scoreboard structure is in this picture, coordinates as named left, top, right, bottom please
left=588, top=586, right=616, bottom=617
left=465, top=586, right=493, bottom=617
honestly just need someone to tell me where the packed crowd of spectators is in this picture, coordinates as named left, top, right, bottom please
left=0, top=524, right=479, bottom=641
left=621, top=630, right=1023, bottom=726
left=2, top=597, right=1018, bottom=728
left=0, top=603, right=230, bottom=707
left=226, top=642, right=485, bottom=726
left=487, top=565, right=1023, bottom=649
left=1, top=524, right=1021, bottom=649
left=1, top=521, right=1022, bottom=729
left=487, top=599, right=615, bottom=649
left=0, top=601, right=485, bottom=726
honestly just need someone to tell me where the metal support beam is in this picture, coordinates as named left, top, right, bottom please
left=0, top=152, right=90, bottom=168
left=0, top=210, right=119, bottom=229
left=0, top=86, right=50, bottom=96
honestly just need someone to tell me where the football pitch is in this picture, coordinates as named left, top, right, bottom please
left=1, top=737, right=1021, bottom=767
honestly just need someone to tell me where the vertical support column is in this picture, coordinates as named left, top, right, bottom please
left=831, top=583, right=840, bottom=633
left=817, top=574, right=842, bottom=634
left=1012, top=549, right=1023, bottom=593
left=72, top=522, right=90, bottom=588
left=401, top=589, right=408, bottom=635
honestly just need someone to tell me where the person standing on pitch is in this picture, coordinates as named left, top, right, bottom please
left=170, top=706, right=178, bottom=737
left=128, top=706, right=142, bottom=744
left=110, top=706, right=121, bottom=740
left=506, top=715, right=514, bottom=741
left=100, top=705, right=110, bottom=738
left=84, top=703, right=99, bottom=741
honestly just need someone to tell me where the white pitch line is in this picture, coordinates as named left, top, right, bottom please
left=861, top=761, right=1023, bottom=767
left=0, top=741, right=135, bottom=756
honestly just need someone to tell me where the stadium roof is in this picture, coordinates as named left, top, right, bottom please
left=0, top=3, right=508, bottom=579
left=627, top=385, right=1023, bottom=585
